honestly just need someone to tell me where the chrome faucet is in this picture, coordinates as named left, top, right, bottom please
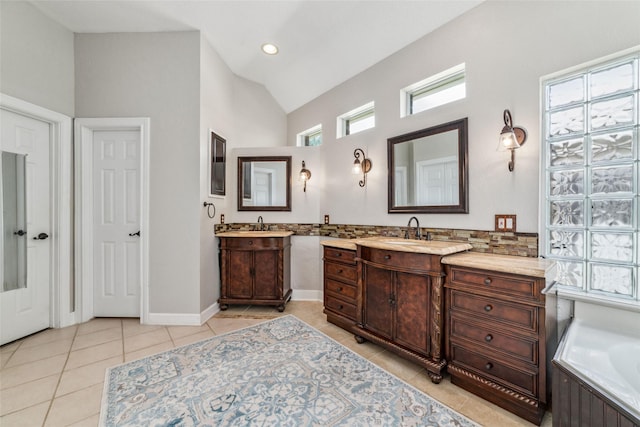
left=405, top=216, right=421, bottom=240
left=257, top=216, right=265, bottom=231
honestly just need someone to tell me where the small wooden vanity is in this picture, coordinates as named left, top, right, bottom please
left=218, top=231, right=292, bottom=312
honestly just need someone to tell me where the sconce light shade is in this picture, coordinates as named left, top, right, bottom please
left=353, top=148, right=372, bottom=187
left=498, top=109, right=527, bottom=171
left=299, top=160, right=311, bottom=192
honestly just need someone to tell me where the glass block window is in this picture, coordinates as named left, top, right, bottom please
left=297, top=124, right=322, bottom=147
left=542, top=51, right=639, bottom=304
left=401, top=63, right=466, bottom=117
left=337, top=102, right=375, bottom=138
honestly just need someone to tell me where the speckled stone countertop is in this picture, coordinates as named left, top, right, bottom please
left=442, top=252, right=556, bottom=279
left=217, top=231, right=294, bottom=237
left=321, top=237, right=472, bottom=256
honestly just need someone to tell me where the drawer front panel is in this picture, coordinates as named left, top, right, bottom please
left=449, top=268, right=539, bottom=300
left=450, top=315, right=538, bottom=364
left=451, top=345, right=538, bottom=397
left=360, top=247, right=434, bottom=272
left=323, top=247, right=356, bottom=265
left=450, top=290, right=538, bottom=332
left=325, top=278, right=357, bottom=301
left=222, top=237, right=284, bottom=250
left=324, top=262, right=358, bottom=284
left=325, top=295, right=357, bottom=320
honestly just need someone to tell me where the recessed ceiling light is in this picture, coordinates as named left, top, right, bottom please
left=261, top=43, right=279, bottom=55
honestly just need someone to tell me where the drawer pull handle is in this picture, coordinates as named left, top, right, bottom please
left=338, top=269, right=343, bottom=273
left=336, top=252, right=342, bottom=257
left=384, top=255, right=391, bottom=260
left=249, top=240, right=253, bottom=246
left=485, top=334, right=493, bottom=342
left=484, top=304, right=493, bottom=312
left=338, top=305, right=344, bottom=310
left=337, top=286, right=343, bottom=292
left=485, top=362, right=493, bottom=370
left=484, top=278, right=492, bottom=285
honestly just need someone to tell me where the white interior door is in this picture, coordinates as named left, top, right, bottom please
left=92, top=130, right=141, bottom=317
left=0, top=109, right=51, bottom=344
left=253, top=169, right=273, bottom=206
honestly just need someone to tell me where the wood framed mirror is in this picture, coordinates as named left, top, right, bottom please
left=237, top=156, right=291, bottom=211
left=388, top=118, right=468, bottom=213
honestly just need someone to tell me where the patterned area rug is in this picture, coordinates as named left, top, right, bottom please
left=101, top=316, right=478, bottom=426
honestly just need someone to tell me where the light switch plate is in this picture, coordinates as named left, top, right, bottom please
left=495, top=214, right=516, bottom=232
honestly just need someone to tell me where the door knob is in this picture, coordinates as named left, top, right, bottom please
left=13, top=230, right=26, bottom=236
left=128, top=231, right=141, bottom=237
left=33, top=233, right=49, bottom=240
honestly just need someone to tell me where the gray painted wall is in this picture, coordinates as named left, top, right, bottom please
left=75, top=32, right=202, bottom=314
left=286, top=0, right=640, bottom=234
left=0, top=1, right=74, bottom=116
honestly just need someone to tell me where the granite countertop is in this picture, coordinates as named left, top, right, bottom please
left=321, top=237, right=472, bottom=256
left=217, top=231, right=294, bottom=237
left=442, top=252, right=556, bottom=279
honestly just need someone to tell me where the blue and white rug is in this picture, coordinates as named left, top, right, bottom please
left=101, top=316, right=478, bottom=426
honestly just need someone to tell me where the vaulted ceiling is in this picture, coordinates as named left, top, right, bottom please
left=32, top=0, right=482, bottom=113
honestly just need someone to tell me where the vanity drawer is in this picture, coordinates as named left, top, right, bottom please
left=325, top=295, right=357, bottom=320
left=449, top=314, right=538, bottom=365
left=449, top=290, right=538, bottom=332
left=325, top=278, right=357, bottom=301
left=360, top=247, right=435, bottom=272
left=323, top=247, right=356, bottom=265
left=325, top=261, right=357, bottom=284
left=450, top=344, right=538, bottom=398
left=449, top=267, right=540, bottom=301
left=221, top=237, right=287, bottom=250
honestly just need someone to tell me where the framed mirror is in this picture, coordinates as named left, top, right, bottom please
left=237, top=156, right=291, bottom=211
left=388, top=118, right=468, bottom=213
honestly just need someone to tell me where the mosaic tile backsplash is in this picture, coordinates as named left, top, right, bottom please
left=214, top=223, right=538, bottom=257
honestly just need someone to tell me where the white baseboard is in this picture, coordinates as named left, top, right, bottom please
left=291, top=289, right=323, bottom=301
left=146, top=302, right=220, bottom=326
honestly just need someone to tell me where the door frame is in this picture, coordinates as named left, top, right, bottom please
left=75, top=118, right=150, bottom=323
left=0, top=93, right=73, bottom=328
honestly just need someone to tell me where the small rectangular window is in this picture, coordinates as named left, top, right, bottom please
left=297, top=125, right=322, bottom=147
left=337, top=102, right=375, bottom=138
left=402, top=63, right=466, bottom=117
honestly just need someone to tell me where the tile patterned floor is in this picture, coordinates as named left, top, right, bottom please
left=0, top=301, right=552, bottom=426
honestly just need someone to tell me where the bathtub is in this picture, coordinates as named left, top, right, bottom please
left=553, top=316, right=640, bottom=425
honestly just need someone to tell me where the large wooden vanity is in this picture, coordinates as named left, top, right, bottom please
left=321, top=238, right=556, bottom=425
left=322, top=237, right=472, bottom=383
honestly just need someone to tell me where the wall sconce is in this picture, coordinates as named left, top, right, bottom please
left=498, top=109, right=527, bottom=172
left=352, top=148, right=372, bottom=187
left=299, top=160, right=311, bottom=192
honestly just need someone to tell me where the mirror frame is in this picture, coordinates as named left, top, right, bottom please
left=387, top=118, right=468, bottom=214
left=237, top=156, right=292, bottom=211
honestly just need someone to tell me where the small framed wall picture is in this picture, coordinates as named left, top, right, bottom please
left=210, top=131, right=226, bottom=196
left=495, top=214, right=517, bottom=232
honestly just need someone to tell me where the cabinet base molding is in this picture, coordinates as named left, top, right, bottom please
left=354, top=326, right=445, bottom=384
left=448, top=364, right=545, bottom=425
left=219, top=289, right=292, bottom=312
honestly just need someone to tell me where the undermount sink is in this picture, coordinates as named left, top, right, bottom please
left=216, top=230, right=294, bottom=238
left=383, top=240, right=423, bottom=245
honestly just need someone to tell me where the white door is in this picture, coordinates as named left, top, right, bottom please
left=0, top=109, right=51, bottom=344
left=92, top=130, right=141, bottom=317
left=253, top=169, right=273, bottom=206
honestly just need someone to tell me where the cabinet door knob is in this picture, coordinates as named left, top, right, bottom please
left=484, top=278, right=492, bottom=285
left=484, top=304, right=493, bottom=312
left=338, top=305, right=344, bottom=310
left=384, top=255, right=391, bottom=260
left=338, top=269, right=343, bottom=273
left=249, top=240, right=253, bottom=245
left=337, top=286, right=343, bottom=292
left=485, top=334, right=493, bottom=342
left=336, top=252, right=342, bottom=257
left=485, top=362, right=493, bottom=370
